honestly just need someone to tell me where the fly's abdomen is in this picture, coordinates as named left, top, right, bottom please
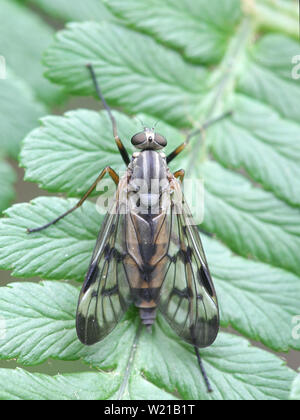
left=139, top=307, right=157, bottom=329
left=124, top=150, right=171, bottom=318
left=124, top=210, right=171, bottom=309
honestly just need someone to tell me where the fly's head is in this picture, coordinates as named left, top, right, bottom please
left=131, top=128, right=167, bottom=151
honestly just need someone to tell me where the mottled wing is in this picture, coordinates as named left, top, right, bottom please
left=158, top=181, right=219, bottom=348
left=76, top=195, right=132, bottom=345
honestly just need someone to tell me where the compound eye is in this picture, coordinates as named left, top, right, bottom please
left=131, top=132, right=147, bottom=146
left=154, top=133, right=167, bottom=147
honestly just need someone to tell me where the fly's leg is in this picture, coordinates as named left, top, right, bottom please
left=27, top=167, right=119, bottom=233
left=166, top=111, right=232, bottom=164
left=173, top=169, right=185, bottom=183
left=194, top=346, right=213, bottom=393
left=86, top=64, right=130, bottom=166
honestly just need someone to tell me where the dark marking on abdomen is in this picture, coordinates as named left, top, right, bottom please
left=131, top=287, right=160, bottom=305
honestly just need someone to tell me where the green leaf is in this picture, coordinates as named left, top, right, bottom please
left=0, top=368, right=117, bottom=400
left=0, top=281, right=295, bottom=400
left=290, top=374, right=300, bottom=401
left=1, top=197, right=299, bottom=353
left=0, top=0, right=63, bottom=105
left=205, top=32, right=300, bottom=207
left=0, top=282, right=83, bottom=365
left=86, top=309, right=295, bottom=400
left=25, top=0, right=114, bottom=22
left=130, top=316, right=294, bottom=400
left=204, top=235, right=300, bottom=352
left=201, top=161, right=300, bottom=277
left=104, top=0, right=242, bottom=64
left=1, top=0, right=299, bottom=400
left=43, top=19, right=300, bottom=210
left=0, top=159, right=16, bottom=213
left=237, top=34, right=300, bottom=122
left=209, top=94, right=300, bottom=207
left=0, top=72, right=46, bottom=159
left=247, top=0, right=299, bottom=39
left=0, top=197, right=100, bottom=281
left=20, top=110, right=136, bottom=195
left=44, top=21, right=207, bottom=127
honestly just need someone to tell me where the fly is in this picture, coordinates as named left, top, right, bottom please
left=28, top=64, right=231, bottom=393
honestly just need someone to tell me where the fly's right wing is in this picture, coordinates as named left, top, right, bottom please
left=158, top=180, right=219, bottom=348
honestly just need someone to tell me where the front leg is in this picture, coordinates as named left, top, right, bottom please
left=173, top=169, right=185, bottom=183
left=27, top=166, right=119, bottom=233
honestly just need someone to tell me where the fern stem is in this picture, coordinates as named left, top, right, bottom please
left=116, top=323, right=142, bottom=400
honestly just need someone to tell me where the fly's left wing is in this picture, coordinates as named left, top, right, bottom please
left=158, top=180, right=219, bottom=348
left=76, top=194, right=132, bottom=345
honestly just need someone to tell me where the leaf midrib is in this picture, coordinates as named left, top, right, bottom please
left=201, top=17, right=253, bottom=121
left=116, top=323, right=142, bottom=400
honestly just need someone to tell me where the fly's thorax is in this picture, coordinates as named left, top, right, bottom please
left=131, top=150, right=167, bottom=183
left=128, top=150, right=169, bottom=213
